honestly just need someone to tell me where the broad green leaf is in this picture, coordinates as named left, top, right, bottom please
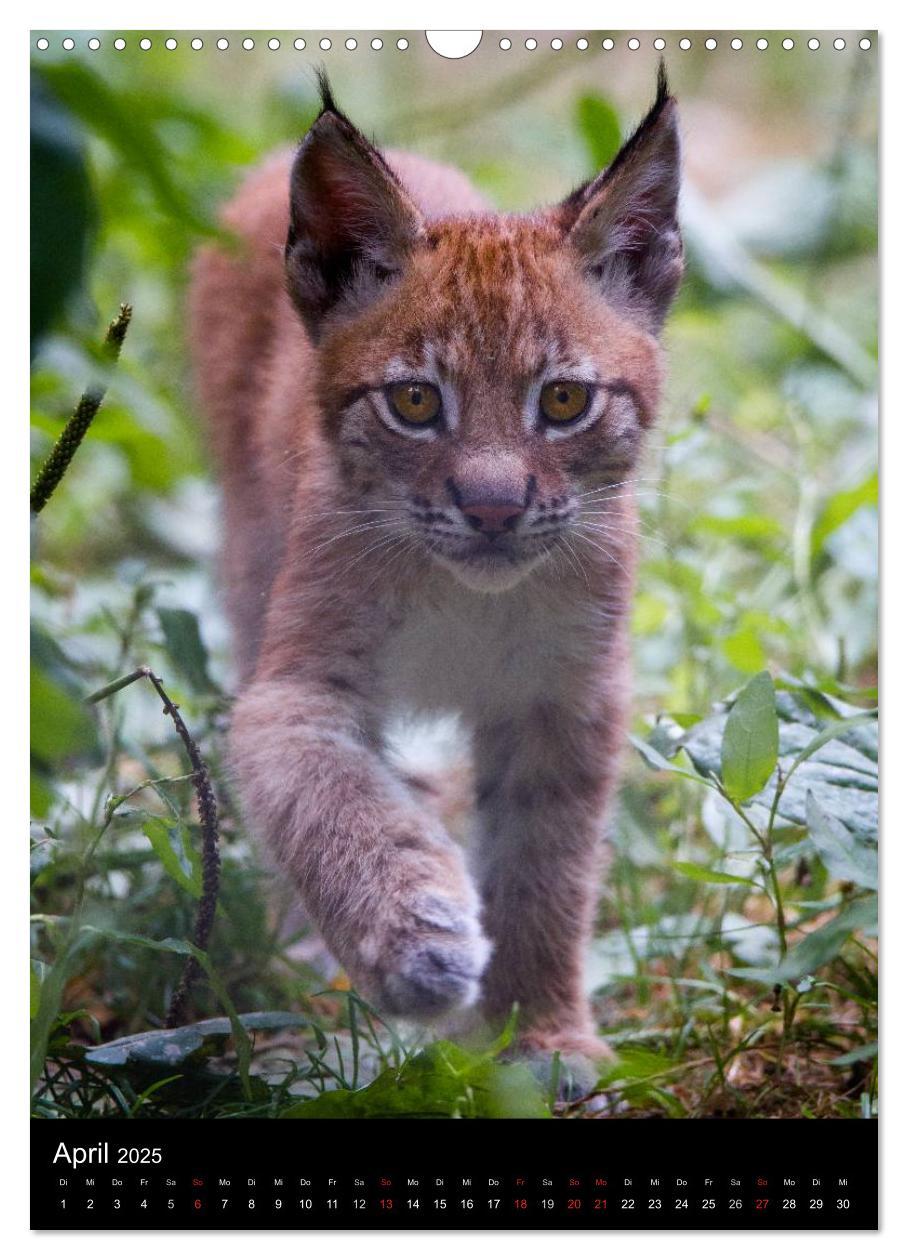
left=79, top=927, right=253, bottom=1096
left=727, top=896, right=877, bottom=985
left=782, top=714, right=877, bottom=786
left=575, top=94, right=622, bottom=169
left=30, top=771, right=53, bottom=818
left=30, top=663, right=100, bottom=767
left=85, top=1013, right=311, bottom=1069
left=673, top=861, right=759, bottom=888
left=283, top=1041, right=549, bottom=1120
left=684, top=689, right=877, bottom=844
left=142, top=817, right=202, bottom=898
left=811, top=472, right=878, bottom=558
left=720, top=671, right=779, bottom=801
left=30, top=79, right=94, bottom=346
left=35, top=62, right=217, bottom=239
left=628, top=733, right=712, bottom=786
left=806, top=793, right=877, bottom=890
left=156, top=608, right=217, bottom=696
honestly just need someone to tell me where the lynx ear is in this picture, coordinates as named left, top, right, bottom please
left=286, top=76, right=424, bottom=338
left=559, top=66, right=682, bottom=332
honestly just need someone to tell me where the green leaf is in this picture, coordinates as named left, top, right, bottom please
left=79, top=927, right=253, bottom=1098
left=30, top=79, right=94, bottom=345
left=782, top=714, right=877, bottom=787
left=721, top=625, right=766, bottom=673
left=30, top=961, right=44, bottom=1020
left=628, top=733, right=712, bottom=786
left=85, top=1013, right=311, bottom=1069
left=35, top=62, right=217, bottom=239
left=142, top=817, right=202, bottom=898
left=720, top=671, right=779, bottom=801
left=283, top=1041, right=550, bottom=1120
left=156, top=608, right=217, bottom=696
left=673, top=861, right=759, bottom=888
left=811, top=472, right=878, bottom=559
left=829, top=1041, right=878, bottom=1067
left=806, top=793, right=877, bottom=890
left=684, top=690, right=877, bottom=844
left=575, top=94, right=622, bottom=169
left=30, top=663, right=100, bottom=767
left=727, top=896, right=877, bottom=985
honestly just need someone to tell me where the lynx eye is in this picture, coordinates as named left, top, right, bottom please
left=540, top=381, right=590, bottom=426
left=387, top=382, right=442, bottom=426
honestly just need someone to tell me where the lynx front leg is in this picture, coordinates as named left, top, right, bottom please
left=474, top=699, right=625, bottom=1062
left=230, top=679, right=489, bottom=1017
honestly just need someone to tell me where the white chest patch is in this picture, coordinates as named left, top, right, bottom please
left=376, top=577, right=591, bottom=726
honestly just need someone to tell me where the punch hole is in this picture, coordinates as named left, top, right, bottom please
left=808, top=38, right=820, bottom=49
left=499, top=38, right=511, bottom=50
left=834, top=38, right=846, bottom=50
left=551, top=38, right=563, bottom=50
left=756, top=38, right=768, bottom=50
left=191, top=38, right=203, bottom=49
left=397, top=37, right=409, bottom=50
left=242, top=37, right=255, bottom=50
left=114, top=37, right=126, bottom=49
left=165, top=38, right=177, bottom=50
left=88, top=37, right=100, bottom=50
left=705, top=37, right=717, bottom=50
left=140, top=37, right=151, bottom=50
left=320, top=38, right=331, bottom=50
left=346, top=38, right=357, bottom=50
left=217, top=38, right=229, bottom=50
left=36, top=37, right=49, bottom=49
left=628, top=38, right=640, bottom=50
left=602, top=38, right=614, bottom=50
left=782, top=37, right=794, bottom=49
left=679, top=38, right=691, bottom=50
left=62, top=37, right=74, bottom=50
left=654, top=38, right=666, bottom=50
left=731, top=38, right=743, bottom=49
left=425, top=31, right=481, bottom=58
left=859, top=37, right=872, bottom=49
left=525, top=38, right=537, bottom=50
left=268, top=38, right=280, bottom=50
left=371, top=38, right=383, bottom=50
left=294, top=38, right=306, bottom=50
left=577, top=38, right=588, bottom=50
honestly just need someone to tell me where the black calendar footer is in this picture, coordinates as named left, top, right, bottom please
left=31, top=1116, right=878, bottom=1230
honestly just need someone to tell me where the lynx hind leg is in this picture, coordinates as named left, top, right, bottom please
left=516, top=1028, right=615, bottom=1103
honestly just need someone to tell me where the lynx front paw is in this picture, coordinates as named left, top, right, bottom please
left=370, top=891, right=491, bottom=1019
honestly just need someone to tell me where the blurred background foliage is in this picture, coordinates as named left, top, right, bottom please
left=30, top=32, right=877, bottom=1119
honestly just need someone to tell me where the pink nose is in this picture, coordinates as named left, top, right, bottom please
left=462, top=502, right=525, bottom=535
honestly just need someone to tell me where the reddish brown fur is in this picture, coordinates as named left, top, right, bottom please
left=189, top=83, right=681, bottom=1078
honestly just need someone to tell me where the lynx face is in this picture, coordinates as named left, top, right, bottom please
left=287, top=72, right=681, bottom=592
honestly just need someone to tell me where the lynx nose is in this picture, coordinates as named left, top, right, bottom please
left=446, top=470, right=535, bottom=539
left=461, top=501, right=525, bottom=536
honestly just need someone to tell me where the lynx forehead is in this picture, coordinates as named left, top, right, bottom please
left=190, top=66, right=682, bottom=1080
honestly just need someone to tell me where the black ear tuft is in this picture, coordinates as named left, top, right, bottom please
left=285, top=88, right=424, bottom=339
left=558, top=62, right=683, bottom=332
left=315, top=66, right=339, bottom=117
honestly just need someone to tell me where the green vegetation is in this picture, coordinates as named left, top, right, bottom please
left=31, top=35, right=877, bottom=1119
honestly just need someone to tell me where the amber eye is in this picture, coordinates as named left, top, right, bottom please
left=387, top=382, right=442, bottom=426
left=540, top=381, right=590, bottom=425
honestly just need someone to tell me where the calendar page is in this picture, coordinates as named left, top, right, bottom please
left=29, top=27, right=879, bottom=1232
